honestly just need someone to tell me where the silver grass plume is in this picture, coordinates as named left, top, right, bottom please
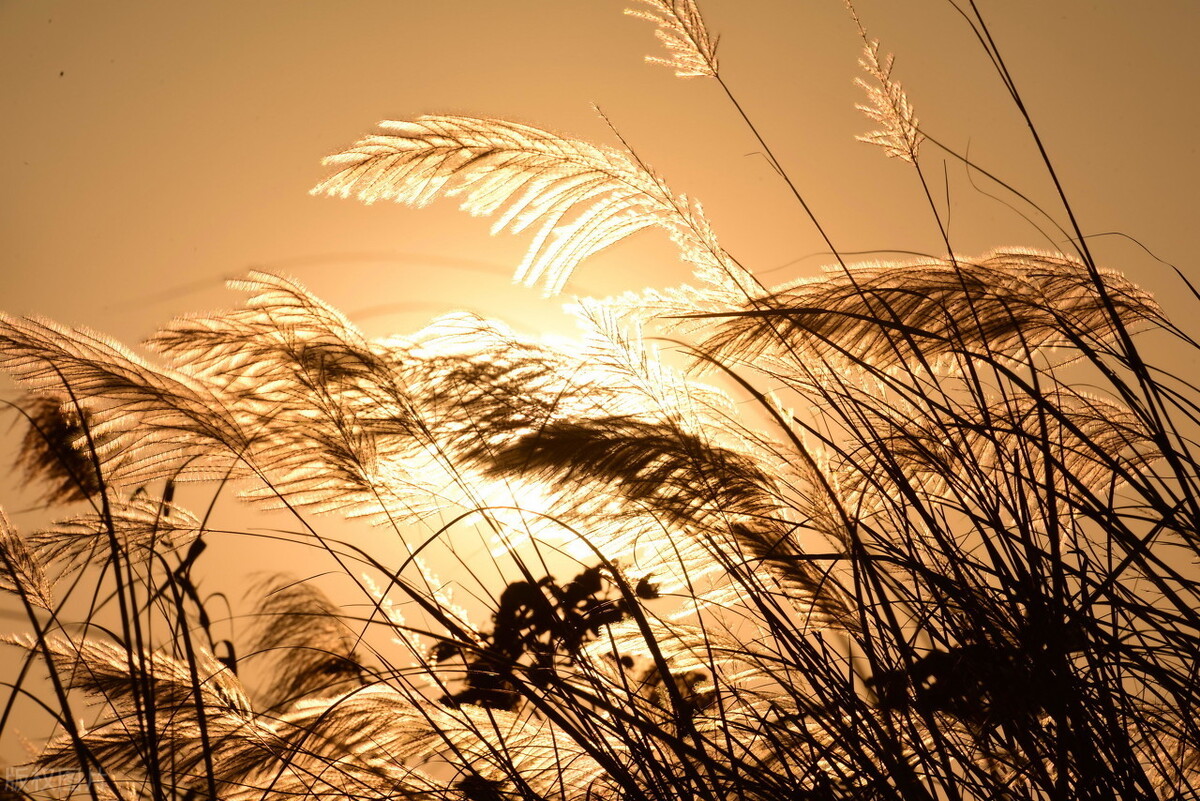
left=0, top=313, right=255, bottom=489
left=13, top=393, right=104, bottom=503
left=476, top=412, right=858, bottom=630
left=848, top=2, right=924, bottom=163
left=311, top=115, right=751, bottom=295
left=3, top=249, right=1194, bottom=797
left=140, top=270, right=849, bottom=630
left=248, top=578, right=366, bottom=714
left=28, top=493, right=201, bottom=577
left=144, top=271, right=433, bottom=521
left=26, top=637, right=440, bottom=800
left=625, top=0, right=719, bottom=78
left=0, top=1, right=1196, bottom=793
left=26, top=635, right=258, bottom=786
left=0, top=511, right=53, bottom=610
left=279, top=686, right=618, bottom=800
left=645, top=248, right=1164, bottom=372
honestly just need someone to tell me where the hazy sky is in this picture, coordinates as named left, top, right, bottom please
left=3, top=0, right=1198, bottom=345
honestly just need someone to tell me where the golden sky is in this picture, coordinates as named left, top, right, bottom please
left=3, top=0, right=1198, bottom=345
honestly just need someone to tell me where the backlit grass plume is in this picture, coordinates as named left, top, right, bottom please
left=848, top=1, right=924, bottom=163
left=625, top=0, right=719, bottom=78
left=310, top=116, right=744, bottom=295
left=2, top=3, right=1198, bottom=800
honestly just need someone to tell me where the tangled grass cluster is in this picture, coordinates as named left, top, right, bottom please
left=2, top=2, right=1198, bottom=799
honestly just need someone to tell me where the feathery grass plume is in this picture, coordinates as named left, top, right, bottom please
left=5, top=292, right=1198, bottom=792
left=0, top=313, right=255, bottom=490
left=28, top=493, right=201, bottom=577
left=144, top=271, right=437, bottom=522
left=847, top=2, right=924, bottom=163
left=625, top=0, right=719, bottom=78
left=26, top=636, right=441, bottom=800
left=24, top=635, right=257, bottom=787
left=478, top=413, right=858, bottom=629
left=656, top=248, right=1165, bottom=372
left=0, top=511, right=52, bottom=611
left=248, top=578, right=366, bottom=714
left=11, top=393, right=104, bottom=504
left=312, top=115, right=752, bottom=296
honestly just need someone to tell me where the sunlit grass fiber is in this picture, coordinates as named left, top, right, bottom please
left=2, top=3, right=1198, bottom=799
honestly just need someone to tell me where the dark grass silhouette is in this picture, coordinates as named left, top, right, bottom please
left=2, top=2, right=1198, bottom=799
